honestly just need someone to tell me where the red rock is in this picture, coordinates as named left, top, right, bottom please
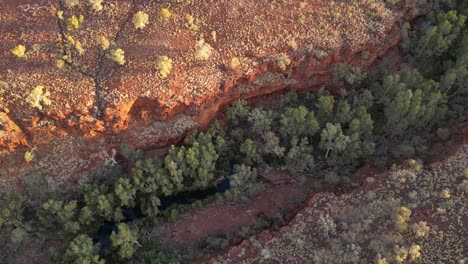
left=0, top=0, right=424, bottom=190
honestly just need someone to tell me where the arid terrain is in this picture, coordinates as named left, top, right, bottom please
left=0, top=0, right=467, bottom=263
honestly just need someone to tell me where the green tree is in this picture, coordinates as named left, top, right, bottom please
left=248, top=108, right=273, bottom=135
left=132, top=159, right=181, bottom=196
left=240, top=139, right=263, bottom=165
left=59, top=201, right=81, bottom=234
left=415, top=11, right=466, bottom=61
left=335, top=100, right=352, bottom=125
left=164, top=133, right=221, bottom=190
left=94, top=194, right=122, bottom=222
left=285, top=137, right=314, bottom=174
left=227, top=164, right=262, bottom=201
left=115, top=178, right=136, bottom=208
left=279, top=106, right=319, bottom=139
left=65, top=234, right=104, bottom=264
left=261, top=131, right=285, bottom=158
left=319, top=123, right=350, bottom=159
left=231, top=164, right=258, bottom=191
left=139, top=195, right=161, bottom=218
left=38, top=199, right=80, bottom=235
left=0, top=191, right=27, bottom=233
left=351, top=89, right=374, bottom=110
left=10, top=227, right=30, bottom=244
left=226, top=100, right=250, bottom=126
left=78, top=206, right=94, bottom=226
left=280, top=91, right=300, bottom=107
left=374, top=71, right=447, bottom=136
left=316, top=95, right=335, bottom=122
left=111, top=223, right=140, bottom=259
left=351, top=107, right=374, bottom=137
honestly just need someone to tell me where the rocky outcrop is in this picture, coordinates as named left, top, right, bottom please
left=0, top=0, right=423, bottom=190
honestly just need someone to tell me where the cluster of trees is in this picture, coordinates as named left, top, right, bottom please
left=0, top=132, right=224, bottom=262
left=402, top=3, right=468, bottom=118
left=1, top=2, right=467, bottom=262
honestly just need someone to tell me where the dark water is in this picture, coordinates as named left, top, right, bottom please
left=94, top=178, right=231, bottom=248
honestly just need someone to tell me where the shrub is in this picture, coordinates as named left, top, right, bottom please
left=99, top=36, right=110, bottom=50
left=89, top=0, right=104, bottom=12
left=132, top=11, right=149, bottom=29
left=160, top=8, right=172, bottom=19
left=106, top=48, right=126, bottom=65
left=24, top=151, right=34, bottom=162
left=119, top=144, right=144, bottom=162
left=66, top=15, right=84, bottom=30
left=194, top=39, right=213, bottom=60
left=156, top=56, right=173, bottom=78
left=63, top=0, right=80, bottom=9
left=10, top=45, right=26, bottom=58
left=26, top=85, right=52, bottom=110
left=229, top=57, right=241, bottom=69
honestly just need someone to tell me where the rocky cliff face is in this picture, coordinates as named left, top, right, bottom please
left=0, top=0, right=422, bottom=191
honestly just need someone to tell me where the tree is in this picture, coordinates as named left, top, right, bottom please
left=0, top=191, right=27, bottom=230
left=231, top=164, right=258, bottom=191
left=316, top=95, right=335, bottom=122
left=374, top=71, right=447, bottom=136
left=165, top=136, right=220, bottom=190
left=319, top=123, right=350, bottom=159
left=227, top=164, right=261, bottom=200
left=78, top=206, right=94, bottom=226
left=280, top=92, right=300, bottom=107
left=227, top=100, right=250, bottom=126
left=351, top=89, right=374, bottom=110
left=139, top=195, right=161, bottom=218
left=186, top=142, right=213, bottom=188
left=65, top=234, right=104, bottom=264
left=415, top=11, right=466, bottom=60
left=440, top=30, right=468, bottom=117
left=133, top=158, right=182, bottom=196
left=285, top=137, right=314, bottom=174
left=115, top=178, right=136, bottom=208
left=111, top=223, right=140, bottom=259
left=351, top=107, right=374, bottom=137
left=59, top=201, right=81, bottom=234
left=261, top=131, right=285, bottom=158
left=1, top=191, right=31, bottom=245
left=240, top=138, right=262, bottom=165
left=279, top=106, right=319, bottom=139
left=96, top=194, right=114, bottom=220
left=38, top=199, right=80, bottom=235
left=248, top=108, right=273, bottom=135
left=335, top=100, right=352, bottom=125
